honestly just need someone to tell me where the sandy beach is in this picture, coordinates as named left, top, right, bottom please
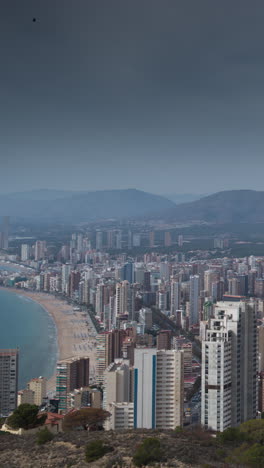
left=0, top=287, right=98, bottom=393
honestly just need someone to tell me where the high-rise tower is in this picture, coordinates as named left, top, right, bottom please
left=0, top=349, right=19, bottom=417
left=201, top=301, right=257, bottom=431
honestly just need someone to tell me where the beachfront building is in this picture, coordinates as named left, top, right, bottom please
left=17, top=388, right=35, bottom=406
left=27, top=376, right=47, bottom=406
left=56, top=357, right=90, bottom=413
left=0, top=349, right=19, bottom=417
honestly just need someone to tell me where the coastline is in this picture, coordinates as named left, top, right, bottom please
left=0, top=287, right=97, bottom=393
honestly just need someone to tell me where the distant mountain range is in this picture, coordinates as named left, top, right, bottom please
left=166, top=190, right=264, bottom=224
left=0, top=189, right=175, bottom=222
left=163, top=193, right=207, bottom=204
left=1, top=188, right=263, bottom=224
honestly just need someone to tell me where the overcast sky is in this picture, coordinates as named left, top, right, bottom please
left=1, top=0, right=264, bottom=195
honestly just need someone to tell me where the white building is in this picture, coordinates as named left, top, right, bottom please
left=21, top=244, right=30, bottom=261
left=134, top=348, right=157, bottom=429
left=156, top=350, right=184, bottom=429
left=201, top=301, right=257, bottom=431
left=103, top=359, right=132, bottom=430
left=61, top=264, right=72, bottom=294
left=107, top=402, right=134, bottom=430
left=134, top=348, right=184, bottom=429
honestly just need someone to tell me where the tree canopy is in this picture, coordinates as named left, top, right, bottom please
left=62, top=408, right=110, bottom=432
left=7, top=404, right=46, bottom=430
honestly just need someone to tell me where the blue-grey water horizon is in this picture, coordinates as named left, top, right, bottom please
left=0, top=289, right=58, bottom=389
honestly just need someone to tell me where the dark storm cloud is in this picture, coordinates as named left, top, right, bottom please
left=1, top=0, right=264, bottom=194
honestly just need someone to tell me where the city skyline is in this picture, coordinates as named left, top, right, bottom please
left=1, top=1, right=264, bottom=194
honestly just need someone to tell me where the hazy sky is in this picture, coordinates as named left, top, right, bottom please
left=1, top=0, right=264, bottom=195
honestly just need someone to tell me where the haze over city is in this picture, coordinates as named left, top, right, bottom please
left=1, top=0, right=264, bottom=194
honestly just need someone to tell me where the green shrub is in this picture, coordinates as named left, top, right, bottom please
left=227, top=443, right=264, bottom=466
left=132, top=437, right=164, bottom=467
left=36, top=427, right=54, bottom=445
left=217, top=426, right=245, bottom=443
left=85, top=440, right=113, bottom=463
left=239, top=419, right=264, bottom=444
left=175, top=426, right=183, bottom=433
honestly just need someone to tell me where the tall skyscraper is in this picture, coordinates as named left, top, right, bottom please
left=96, top=231, right=103, bottom=250
left=134, top=348, right=157, bottom=429
left=56, top=357, right=89, bottom=412
left=149, top=231, right=155, bottom=248
left=115, top=281, right=135, bottom=319
left=155, top=350, right=184, bottom=429
left=0, top=349, right=19, bottom=417
left=204, top=270, right=219, bottom=297
left=178, top=235, right=183, bottom=247
left=96, top=330, right=125, bottom=383
left=134, top=348, right=184, bottom=429
left=1, top=216, right=9, bottom=250
left=189, top=275, right=200, bottom=325
left=61, top=264, right=72, bottom=294
left=201, top=301, right=257, bottom=431
left=164, top=231, right=172, bottom=247
left=123, top=262, right=134, bottom=284
left=34, top=240, right=46, bottom=261
left=170, top=280, right=181, bottom=315
left=69, top=270, right=81, bottom=298
left=103, top=358, right=133, bottom=431
left=21, top=244, right=30, bottom=261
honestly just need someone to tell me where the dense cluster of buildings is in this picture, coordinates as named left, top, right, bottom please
left=1, top=225, right=264, bottom=433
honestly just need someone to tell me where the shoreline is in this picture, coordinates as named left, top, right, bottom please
left=0, top=287, right=98, bottom=393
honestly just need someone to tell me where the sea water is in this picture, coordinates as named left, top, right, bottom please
left=0, top=289, right=57, bottom=389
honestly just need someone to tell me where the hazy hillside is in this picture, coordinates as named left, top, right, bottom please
left=166, top=190, right=264, bottom=224
left=164, top=193, right=206, bottom=204
left=0, top=189, right=175, bottom=222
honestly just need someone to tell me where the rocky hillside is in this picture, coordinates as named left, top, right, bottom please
left=0, top=427, right=237, bottom=468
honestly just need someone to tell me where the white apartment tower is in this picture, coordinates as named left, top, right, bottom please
left=134, top=348, right=184, bottom=429
left=21, top=244, right=30, bottom=261
left=156, top=350, right=184, bottom=429
left=61, top=264, right=72, bottom=294
left=201, top=301, right=257, bottom=431
left=103, top=359, right=133, bottom=430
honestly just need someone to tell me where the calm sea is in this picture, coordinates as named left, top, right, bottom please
left=0, top=289, right=58, bottom=389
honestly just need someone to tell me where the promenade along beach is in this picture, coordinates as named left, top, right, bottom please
left=0, top=288, right=98, bottom=392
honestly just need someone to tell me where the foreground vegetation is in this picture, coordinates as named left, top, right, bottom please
left=1, top=419, right=264, bottom=467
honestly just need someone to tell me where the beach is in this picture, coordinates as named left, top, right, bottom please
left=0, top=288, right=98, bottom=393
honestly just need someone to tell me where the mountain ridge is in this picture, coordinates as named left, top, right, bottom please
left=165, top=189, right=264, bottom=224
left=0, top=189, right=175, bottom=222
